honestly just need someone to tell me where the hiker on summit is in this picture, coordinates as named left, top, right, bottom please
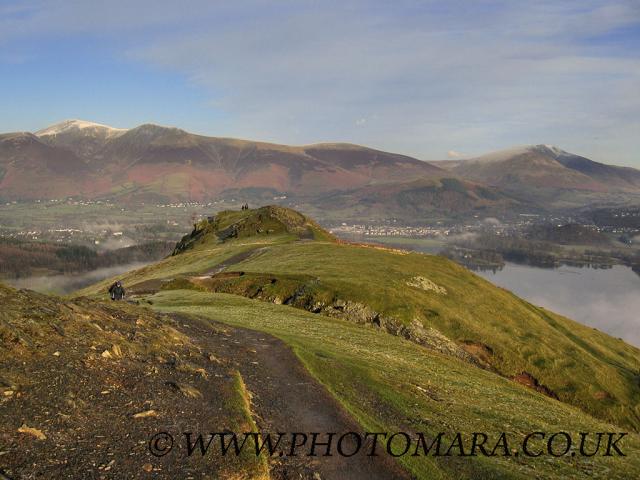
left=108, top=281, right=126, bottom=301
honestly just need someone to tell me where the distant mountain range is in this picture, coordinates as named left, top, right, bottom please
left=438, top=144, right=640, bottom=210
left=1, top=120, right=639, bottom=219
left=0, top=120, right=442, bottom=201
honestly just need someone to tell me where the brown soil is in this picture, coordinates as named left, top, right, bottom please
left=593, top=390, right=613, bottom=400
left=459, top=340, right=495, bottom=369
left=175, top=315, right=412, bottom=480
left=511, top=372, right=558, bottom=399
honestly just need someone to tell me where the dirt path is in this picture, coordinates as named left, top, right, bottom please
left=175, top=315, right=412, bottom=480
left=199, top=247, right=264, bottom=278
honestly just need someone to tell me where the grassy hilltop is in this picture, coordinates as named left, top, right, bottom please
left=79, top=206, right=640, bottom=432
left=10, top=204, right=637, bottom=478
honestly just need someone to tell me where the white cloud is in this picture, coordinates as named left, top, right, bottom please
left=1, top=0, right=639, bottom=165
left=125, top=1, right=640, bottom=164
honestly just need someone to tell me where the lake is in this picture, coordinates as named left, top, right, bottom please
left=477, top=263, right=640, bottom=347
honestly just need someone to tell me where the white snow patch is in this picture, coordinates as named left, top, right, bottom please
left=468, top=144, right=568, bottom=163
left=35, top=119, right=127, bottom=137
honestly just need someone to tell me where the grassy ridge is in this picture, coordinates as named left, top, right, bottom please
left=76, top=208, right=640, bottom=432
left=173, top=206, right=335, bottom=254
left=149, top=290, right=640, bottom=480
left=74, top=234, right=296, bottom=295
left=217, top=240, right=640, bottom=431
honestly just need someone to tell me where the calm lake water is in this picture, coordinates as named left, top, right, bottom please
left=477, top=263, right=640, bottom=347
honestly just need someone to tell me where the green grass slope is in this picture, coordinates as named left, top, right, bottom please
left=221, top=240, right=640, bottom=430
left=149, top=290, right=640, bottom=480
left=76, top=206, right=640, bottom=433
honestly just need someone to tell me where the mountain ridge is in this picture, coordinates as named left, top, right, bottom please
left=439, top=144, right=640, bottom=191
left=2, top=120, right=640, bottom=217
left=0, top=120, right=448, bottom=204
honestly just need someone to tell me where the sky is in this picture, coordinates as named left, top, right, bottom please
left=0, top=0, right=639, bottom=166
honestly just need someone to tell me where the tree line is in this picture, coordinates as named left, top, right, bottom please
left=0, top=239, right=174, bottom=278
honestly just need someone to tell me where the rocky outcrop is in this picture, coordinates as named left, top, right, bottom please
left=252, top=283, right=475, bottom=363
left=406, top=276, right=447, bottom=295
left=188, top=271, right=479, bottom=365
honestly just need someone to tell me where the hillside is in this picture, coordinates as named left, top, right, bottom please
left=151, top=290, right=640, bottom=479
left=4, top=286, right=640, bottom=479
left=0, top=284, right=270, bottom=479
left=0, top=132, right=91, bottom=199
left=5, top=206, right=640, bottom=478
left=79, top=206, right=640, bottom=436
left=172, top=205, right=335, bottom=254
left=5, top=121, right=640, bottom=221
left=438, top=145, right=640, bottom=208
left=306, top=176, right=528, bottom=222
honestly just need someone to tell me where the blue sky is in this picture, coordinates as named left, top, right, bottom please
left=1, top=0, right=639, bottom=166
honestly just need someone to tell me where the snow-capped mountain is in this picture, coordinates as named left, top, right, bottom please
left=35, top=120, right=128, bottom=158
left=1, top=119, right=446, bottom=203
left=35, top=119, right=127, bottom=138
left=1, top=120, right=639, bottom=212
left=442, top=144, right=640, bottom=189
